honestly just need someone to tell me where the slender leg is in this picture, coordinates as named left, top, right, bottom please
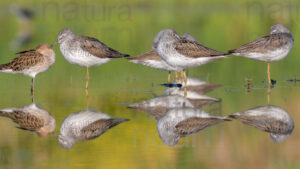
left=267, top=63, right=271, bottom=104
left=86, top=67, right=90, bottom=89
left=86, top=87, right=90, bottom=108
left=184, top=70, right=187, bottom=100
left=175, top=72, right=178, bottom=83
left=180, top=71, right=184, bottom=85
left=267, top=88, right=271, bottom=104
left=267, top=63, right=271, bottom=88
left=31, top=78, right=35, bottom=103
left=85, top=67, right=90, bottom=108
left=168, top=71, right=171, bottom=84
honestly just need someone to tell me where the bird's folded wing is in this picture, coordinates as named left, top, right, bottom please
left=81, top=118, right=126, bottom=140
left=229, top=34, right=289, bottom=54
left=15, top=49, right=35, bottom=54
left=230, top=115, right=289, bottom=134
left=0, top=51, right=44, bottom=71
left=0, top=110, right=44, bottom=131
left=174, top=40, right=225, bottom=58
left=129, top=49, right=161, bottom=61
left=175, top=117, right=226, bottom=136
left=79, top=36, right=128, bottom=58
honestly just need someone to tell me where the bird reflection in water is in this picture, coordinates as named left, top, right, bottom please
left=56, top=109, right=129, bottom=149
left=128, top=95, right=195, bottom=120
left=128, top=76, right=226, bottom=146
left=157, top=107, right=230, bottom=146
left=229, top=105, right=294, bottom=143
left=0, top=103, right=56, bottom=137
left=128, top=77, right=221, bottom=118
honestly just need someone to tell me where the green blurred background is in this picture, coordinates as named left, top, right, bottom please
left=0, top=0, right=299, bottom=169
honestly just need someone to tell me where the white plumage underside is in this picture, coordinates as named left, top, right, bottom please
left=237, top=106, right=292, bottom=122
left=0, top=59, right=54, bottom=78
left=157, top=108, right=225, bottom=145
left=157, top=42, right=225, bottom=69
left=129, top=95, right=194, bottom=109
left=60, top=110, right=110, bottom=137
left=235, top=45, right=292, bottom=62
left=129, top=59, right=181, bottom=71
left=60, top=42, right=111, bottom=67
left=164, top=88, right=219, bottom=100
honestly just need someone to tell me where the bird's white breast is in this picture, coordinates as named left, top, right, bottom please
left=60, top=110, right=110, bottom=137
left=60, top=41, right=111, bottom=67
left=243, top=45, right=292, bottom=62
left=158, top=42, right=225, bottom=69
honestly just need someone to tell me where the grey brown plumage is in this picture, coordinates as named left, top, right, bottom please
left=157, top=107, right=230, bottom=146
left=81, top=118, right=129, bottom=140
left=229, top=114, right=290, bottom=134
left=229, top=105, right=294, bottom=143
left=0, top=104, right=56, bottom=137
left=127, top=105, right=169, bottom=120
left=174, top=39, right=227, bottom=58
left=57, top=110, right=129, bottom=149
left=175, top=117, right=230, bottom=136
left=128, top=49, right=161, bottom=61
left=228, top=33, right=293, bottom=54
left=0, top=110, right=44, bottom=131
left=0, top=44, right=55, bottom=78
left=0, top=50, right=44, bottom=71
left=187, top=84, right=222, bottom=94
left=77, top=36, right=130, bottom=59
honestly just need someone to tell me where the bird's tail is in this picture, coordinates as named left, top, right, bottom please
left=0, top=64, right=7, bottom=71
left=110, top=52, right=130, bottom=59
left=222, top=118, right=232, bottom=121
left=0, top=111, right=11, bottom=118
left=225, top=49, right=236, bottom=55
left=228, top=112, right=241, bottom=119
left=111, top=118, right=129, bottom=126
left=122, top=54, right=130, bottom=58
left=127, top=56, right=138, bottom=61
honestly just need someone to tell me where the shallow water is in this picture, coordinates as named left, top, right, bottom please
left=0, top=0, right=300, bottom=169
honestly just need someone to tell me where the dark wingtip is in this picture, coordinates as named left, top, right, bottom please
left=122, top=118, right=130, bottom=122
left=127, top=105, right=138, bottom=110
left=228, top=114, right=237, bottom=119
left=123, top=54, right=130, bottom=58
left=226, top=50, right=235, bottom=55
left=115, top=118, right=130, bottom=125
left=223, top=118, right=232, bottom=121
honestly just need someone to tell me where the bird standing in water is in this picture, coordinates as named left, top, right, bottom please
left=156, top=29, right=227, bottom=97
left=228, top=24, right=294, bottom=88
left=52, top=28, right=129, bottom=90
left=0, top=44, right=55, bottom=98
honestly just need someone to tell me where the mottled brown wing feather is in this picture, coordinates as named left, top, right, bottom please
left=175, top=117, right=227, bottom=136
left=81, top=118, right=126, bottom=140
left=0, top=110, right=44, bottom=131
left=16, top=49, right=35, bottom=54
left=187, top=84, right=222, bottom=94
left=79, top=36, right=129, bottom=58
left=127, top=105, right=168, bottom=120
left=229, top=33, right=291, bottom=54
left=230, top=115, right=289, bottom=134
left=174, top=40, right=226, bottom=58
left=0, top=50, right=44, bottom=71
left=128, top=49, right=162, bottom=61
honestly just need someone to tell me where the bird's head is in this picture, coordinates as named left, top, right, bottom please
left=36, top=44, right=55, bottom=57
left=181, top=33, right=197, bottom=42
left=270, top=133, right=290, bottom=143
left=58, top=135, right=74, bottom=149
left=51, top=28, right=75, bottom=47
left=270, top=24, right=291, bottom=34
left=155, top=29, right=180, bottom=47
